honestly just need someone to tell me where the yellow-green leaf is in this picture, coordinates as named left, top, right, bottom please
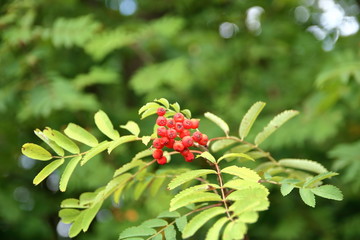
left=108, top=135, right=138, bottom=153
left=299, top=188, right=316, bottom=207
left=170, top=192, right=221, bottom=211
left=59, top=209, right=80, bottom=224
left=254, top=110, right=299, bottom=146
left=168, top=169, right=217, bottom=190
left=22, top=143, right=53, bottom=161
left=182, top=207, right=225, bottom=238
left=221, top=166, right=261, bottom=182
left=82, top=201, right=103, bottom=232
left=120, top=121, right=140, bottom=137
left=205, top=217, right=228, bottom=240
left=197, top=151, right=216, bottom=164
left=81, top=141, right=110, bottom=166
left=44, top=128, right=80, bottom=154
left=204, top=112, right=230, bottom=136
left=217, top=153, right=254, bottom=163
left=64, top=123, right=98, bottom=147
left=59, top=156, right=82, bottom=192
left=33, top=159, right=64, bottom=185
left=279, top=159, right=328, bottom=174
left=310, top=185, right=343, bottom=201
left=239, top=101, right=266, bottom=140
left=34, top=129, right=65, bottom=156
left=94, top=110, right=120, bottom=140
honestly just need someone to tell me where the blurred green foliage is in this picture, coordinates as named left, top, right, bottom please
left=0, top=0, right=359, bottom=239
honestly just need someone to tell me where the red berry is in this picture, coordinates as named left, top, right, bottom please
left=160, top=137, right=169, bottom=146
left=152, top=149, right=163, bottom=159
left=157, top=156, right=167, bottom=165
left=181, top=148, right=190, bottom=156
left=165, top=138, right=175, bottom=148
left=192, top=131, right=202, bottom=142
left=156, top=116, right=167, bottom=126
left=173, top=113, right=184, bottom=122
left=167, top=128, right=177, bottom=139
left=157, top=126, right=168, bottom=137
left=157, top=107, right=166, bottom=116
left=182, top=136, right=194, bottom=148
left=190, top=119, right=199, bottom=129
left=180, top=129, right=190, bottom=138
left=173, top=141, right=185, bottom=152
left=175, top=122, right=184, bottom=132
left=184, top=152, right=194, bottom=162
left=167, top=119, right=175, bottom=128
left=199, top=134, right=208, bottom=146
left=183, top=119, right=192, bottom=129
left=152, top=138, right=163, bottom=149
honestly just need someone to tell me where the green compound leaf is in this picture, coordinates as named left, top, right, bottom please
left=134, top=177, right=153, bottom=200
left=168, top=169, right=217, bottom=190
left=69, top=211, right=85, bottom=238
left=280, top=183, right=296, bottom=196
left=182, top=207, right=225, bottom=238
left=165, top=224, right=177, bottom=240
left=44, top=128, right=80, bottom=154
left=304, top=172, right=339, bottom=188
left=119, top=226, right=156, bottom=239
left=154, top=98, right=170, bottom=108
left=141, top=136, right=152, bottom=146
left=59, top=209, right=80, bottom=224
left=108, top=135, right=138, bottom=153
left=79, top=192, right=97, bottom=206
left=217, top=153, right=254, bottom=163
left=221, top=166, right=261, bottom=182
left=61, top=198, right=83, bottom=208
left=141, top=108, right=159, bottom=119
left=33, top=158, right=64, bottom=185
left=310, top=185, right=343, bottom=201
left=204, top=112, right=230, bottom=136
left=157, top=211, right=181, bottom=219
left=150, top=175, right=166, bottom=196
left=210, top=139, right=237, bottom=152
left=140, top=218, right=168, bottom=228
left=239, top=101, right=266, bottom=140
left=94, top=110, right=120, bottom=140
left=82, top=201, right=103, bottom=232
left=59, top=156, right=82, bottom=192
left=170, top=192, right=221, bottom=212
left=224, top=179, right=268, bottom=192
left=279, top=159, right=328, bottom=174
left=171, top=102, right=181, bottom=112
left=64, top=123, right=98, bottom=147
left=34, top=129, right=65, bottom=156
left=181, top=109, right=192, bottom=118
left=22, top=143, right=53, bottom=161
left=81, top=141, right=111, bottom=166
left=138, top=102, right=160, bottom=115
left=175, top=216, right=187, bottom=232
left=299, top=188, right=316, bottom=207
left=120, top=121, right=140, bottom=137
left=114, top=159, right=145, bottom=177
left=170, top=184, right=220, bottom=211
left=205, top=217, right=228, bottom=240
left=197, top=151, right=216, bottom=163
left=223, top=221, right=247, bottom=240
left=254, top=110, right=299, bottom=146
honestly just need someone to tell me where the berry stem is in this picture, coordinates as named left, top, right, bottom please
left=214, top=161, right=234, bottom=221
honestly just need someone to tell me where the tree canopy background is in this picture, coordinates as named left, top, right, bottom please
left=0, top=0, right=359, bottom=239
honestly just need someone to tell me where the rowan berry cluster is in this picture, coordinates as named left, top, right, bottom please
left=152, top=107, right=208, bottom=165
